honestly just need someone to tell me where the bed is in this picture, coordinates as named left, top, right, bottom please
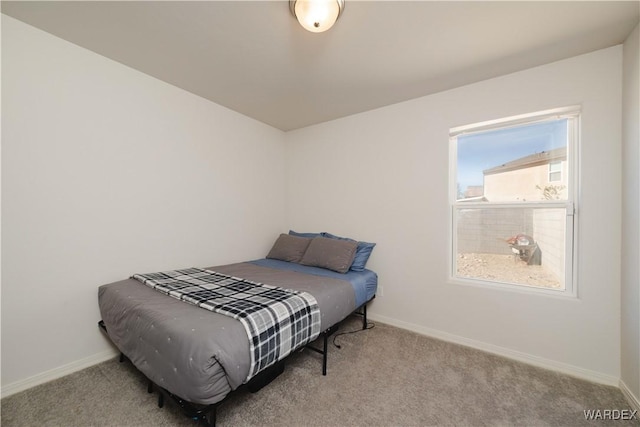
left=98, top=232, right=377, bottom=425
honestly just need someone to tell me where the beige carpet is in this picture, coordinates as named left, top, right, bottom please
left=2, top=317, right=638, bottom=426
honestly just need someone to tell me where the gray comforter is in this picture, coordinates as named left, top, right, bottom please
left=98, top=262, right=356, bottom=405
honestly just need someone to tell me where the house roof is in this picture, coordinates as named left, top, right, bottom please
left=484, top=147, right=567, bottom=175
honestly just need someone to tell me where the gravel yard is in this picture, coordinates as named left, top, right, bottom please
left=456, top=253, right=562, bottom=289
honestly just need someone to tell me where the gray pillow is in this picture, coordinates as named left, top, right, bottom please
left=299, top=237, right=358, bottom=273
left=266, top=234, right=311, bottom=263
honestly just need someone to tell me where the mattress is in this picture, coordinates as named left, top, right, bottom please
left=98, top=259, right=377, bottom=405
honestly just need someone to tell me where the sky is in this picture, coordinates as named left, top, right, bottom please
left=456, top=118, right=567, bottom=193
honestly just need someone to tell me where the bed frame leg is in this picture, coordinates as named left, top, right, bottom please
left=306, top=324, right=339, bottom=375
left=119, top=352, right=125, bottom=363
left=322, top=333, right=328, bottom=376
left=202, top=406, right=217, bottom=427
left=147, top=379, right=153, bottom=393
left=362, top=304, right=368, bottom=330
left=158, top=392, right=164, bottom=408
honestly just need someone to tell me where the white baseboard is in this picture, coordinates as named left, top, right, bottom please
left=1, top=348, right=118, bottom=399
left=620, top=380, right=640, bottom=412
left=368, top=313, right=620, bottom=387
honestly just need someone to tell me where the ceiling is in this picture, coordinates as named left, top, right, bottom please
left=2, top=1, right=639, bottom=131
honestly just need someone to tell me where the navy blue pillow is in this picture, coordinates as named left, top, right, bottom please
left=323, top=232, right=376, bottom=272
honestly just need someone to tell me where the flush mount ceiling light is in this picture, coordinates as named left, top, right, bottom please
left=289, top=0, right=345, bottom=33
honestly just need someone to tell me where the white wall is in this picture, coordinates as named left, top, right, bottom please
left=621, top=23, right=640, bottom=408
left=1, top=16, right=286, bottom=392
left=286, top=46, right=623, bottom=383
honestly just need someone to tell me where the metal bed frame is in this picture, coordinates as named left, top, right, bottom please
left=98, top=300, right=372, bottom=427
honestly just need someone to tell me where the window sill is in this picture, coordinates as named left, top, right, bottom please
left=447, top=276, right=579, bottom=300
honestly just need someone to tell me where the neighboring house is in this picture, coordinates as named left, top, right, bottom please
left=483, top=147, right=567, bottom=202
left=463, top=185, right=485, bottom=199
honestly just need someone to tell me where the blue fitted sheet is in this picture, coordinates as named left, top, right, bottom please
left=249, top=258, right=377, bottom=307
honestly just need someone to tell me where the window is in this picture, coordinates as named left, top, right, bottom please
left=449, top=107, right=579, bottom=294
left=549, top=161, right=562, bottom=182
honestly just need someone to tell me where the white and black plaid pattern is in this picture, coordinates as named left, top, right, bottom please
left=131, top=268, right=320, bottom=381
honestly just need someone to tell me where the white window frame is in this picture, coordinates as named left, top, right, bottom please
left=448, top=106, right=580, bottom=298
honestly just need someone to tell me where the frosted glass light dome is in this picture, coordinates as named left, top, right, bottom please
left=290, top=0, right=345, bottom=33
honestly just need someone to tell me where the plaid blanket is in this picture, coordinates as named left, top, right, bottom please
left=132, top=268, right=321, bottom=381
